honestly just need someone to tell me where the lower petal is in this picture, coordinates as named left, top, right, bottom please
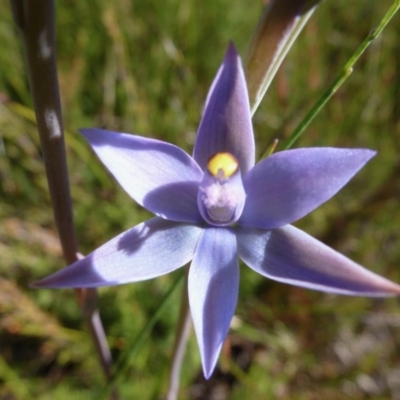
left=188, top=227, right=239, bottom=378
left=33, top=218, right=203, bottom=288
left=236, top=225, right=400, bottom=296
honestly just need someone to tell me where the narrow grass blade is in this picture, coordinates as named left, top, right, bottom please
left=105, top=272, right=185, bottom=398
left=282, top=0, right=400, bottom=150
left=0, top=355, right=30, bottom=399
left=245, top=0, right=322, bottom=115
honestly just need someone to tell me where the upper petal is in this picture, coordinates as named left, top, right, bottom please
left=33, top=218, right=203, bottom=288
left=81, top=128, right=203, bottom=223
left=236, top=225, right=400, bottom=296
left=239, top=148, right=375, bottom=229
left=193, top=43, right=255, bottom=174
left=188, top=227, right=239, bottom=378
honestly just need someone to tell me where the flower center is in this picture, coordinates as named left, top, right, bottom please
left=207, top=152, right=238, bottom=179
left=197, top=152, right=246, bottom=226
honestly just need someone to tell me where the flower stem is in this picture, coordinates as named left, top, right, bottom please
left=282, top=0, right=400, bottom=150
left=106, top=272, right=185, bottom=398
left=9, top=0, right=114, bottom=391
left=166, top=268, right=192, bottom=400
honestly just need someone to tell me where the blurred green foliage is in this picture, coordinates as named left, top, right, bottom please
left=1, top=0, right=400, bottom=399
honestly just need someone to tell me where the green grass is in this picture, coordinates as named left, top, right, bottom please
left=1, top=0, right=400, bottom=399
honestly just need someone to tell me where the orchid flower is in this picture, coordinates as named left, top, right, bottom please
left=34, top=43, right=400, bottom=378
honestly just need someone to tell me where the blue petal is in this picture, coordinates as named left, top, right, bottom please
left=236, top=225, right=400, bottom=296
left=188, top=227, right=239, bottom=378
left=81, top=128, right=203, bottom=223
left=193, top=43, right=255, bottom=175
left=33, top=218, right=203, bottom=288
left=239, top=148, right=375, bottom=229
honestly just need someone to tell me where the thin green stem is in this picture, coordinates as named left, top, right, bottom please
left=282, top=67, right=352, bottom=150
left=0, top=354, right=30, bottom=399
left=282, top=0, right=400, bottom=150
left=166, top=268, right=191, bottom=400
left=104, top=272, right=185, bottom=398
left=259, top=138, right=279, bottom=160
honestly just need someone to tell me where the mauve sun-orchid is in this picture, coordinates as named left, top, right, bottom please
left=34, top=44, right=400, bottom=378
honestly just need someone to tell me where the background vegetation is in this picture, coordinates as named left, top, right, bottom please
left=1, top=0, right=400, bottom=398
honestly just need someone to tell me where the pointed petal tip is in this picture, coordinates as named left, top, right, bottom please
left=29, top=277, right=71, bottom=290
left=359, top=148, right=376, bottom=161
left=30, top=274, right=60, bottom=289
left=29, top=279, right=82, bottom=290
left=28, top=267, right=115, bottom=289
left=79, top=127, right=104, bottom=146
left=203, top=364, right=214, bottom=380
left=226, top=41, right=238, bottom=57
left=237, top=225, right=400, bottom=297
left=30, top=268, right=109, bottom=289
left=201, top=345, right=220, bottom=380
left=79, top=127, right=106, bottom=144
left=79, top=128, right=122, bottom=145
left=29, top=280, right=44, bottom=289
left=224, top=42, right=241, bottom=69
left=343, top=148, right=376, bottom=170
left=379, top=280, right=400, bottom=297
left=78, top=127, right=94, bottom=137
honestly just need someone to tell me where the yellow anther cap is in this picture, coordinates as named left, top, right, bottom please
left=207, top=152, right=238, bottom=178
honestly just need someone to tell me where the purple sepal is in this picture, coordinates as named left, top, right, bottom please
left=189, top=227, right=239, bottom=378
left=193, top=43, right=255, bottom=174
left=81, top=128, right=203, bottom=223
left=240, top=148, right=376, bottom=229
left=236, top=224, right=400, bottom=296
left=33, top=218, right=203, bottom=288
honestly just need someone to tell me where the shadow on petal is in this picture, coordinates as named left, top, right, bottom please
left=193, top=44, right=255, bottom=174
left=32, top=253, right=119, bottom=288
left=188, top=227, right=239, bottom=378
left=79, top=129, right=203, bottom=219
left=236, top=225, right=400, bottom=296
left=200, top=262, right=239, bottom=377
left=81, top=128, right=194, bottom=170
left=143, top=181, right=203, bottom=223
left=34, top=218, right=203, bottom=288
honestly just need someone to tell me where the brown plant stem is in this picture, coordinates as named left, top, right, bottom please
left=9, top=0, right=115, bottom=391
